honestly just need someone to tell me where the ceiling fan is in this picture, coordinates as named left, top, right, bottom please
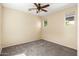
left=29, top=3, right=50, bottom=13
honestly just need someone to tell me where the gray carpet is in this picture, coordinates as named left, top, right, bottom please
left=0, top=40, right=77, bottom=56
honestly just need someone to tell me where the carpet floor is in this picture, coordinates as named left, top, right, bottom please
left=0, top=40, right=77, bottom=56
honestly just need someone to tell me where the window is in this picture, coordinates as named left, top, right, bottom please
left=65, top=16, right=75, bottom=25
left=44, top=20, right=47, bottom=27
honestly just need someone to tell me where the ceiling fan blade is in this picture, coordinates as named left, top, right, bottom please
left=41, top=4, right=50, bottom=8
left=41, top=9, right=47, bottom=12
left=29, top=8, right=37, bottom=11
left=34, top=3, right=38, bottom=7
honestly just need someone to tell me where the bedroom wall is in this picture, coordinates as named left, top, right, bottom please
left=78, top=4, right=79, bottom=56
left=42, top=6, right=77, bottom=49
left=2, top=7, right=41, bottom=48
left=0, top=4, right=2, bottom=53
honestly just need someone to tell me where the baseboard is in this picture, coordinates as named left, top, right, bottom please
left=2, top=39, right=41, bottom=49
left=42, top=39, right=77, bottom=51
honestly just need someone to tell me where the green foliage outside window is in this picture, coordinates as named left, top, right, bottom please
left=44, top=20, right=47, bottom=27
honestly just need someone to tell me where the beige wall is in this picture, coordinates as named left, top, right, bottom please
left=42, top=6, right=77, bottom=49
left=78, top=4, right=79, bottom=56
left=0, top=4, right=2, bottom=53
left=2, top=7, right=41, bottom=48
